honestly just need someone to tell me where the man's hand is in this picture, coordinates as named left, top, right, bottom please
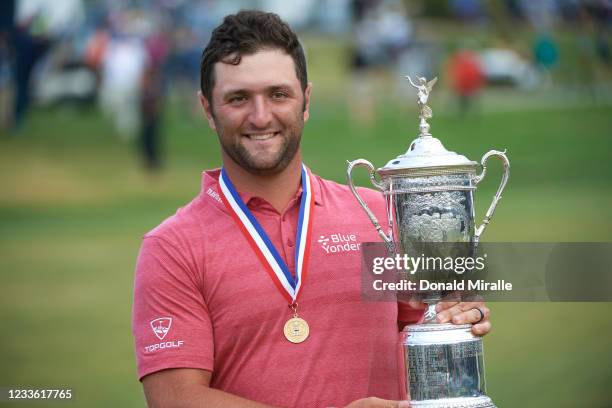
left=407, top=294, right=491, bottom=336
left=345, top=397, right=410, bottom=408
left=434, top=298, right=491, bottom=336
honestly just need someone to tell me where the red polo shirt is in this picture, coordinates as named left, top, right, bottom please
left=132, top=168, right=423, bottom=407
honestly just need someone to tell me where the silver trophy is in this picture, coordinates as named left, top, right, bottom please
left=347, top=76, right=509, bottom=407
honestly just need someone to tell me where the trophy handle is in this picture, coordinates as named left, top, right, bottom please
left=346, top=159, right=392, bottom=245
left=473, top=150, right=510, bottom=242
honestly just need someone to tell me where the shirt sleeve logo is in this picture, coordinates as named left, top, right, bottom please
left=150, top=317, right=172, bottom=340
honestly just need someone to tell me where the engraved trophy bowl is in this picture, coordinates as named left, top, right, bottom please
left=346, top=76, right=509, bottom=407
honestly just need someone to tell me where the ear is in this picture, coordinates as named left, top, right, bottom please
left=198, top=91, right=217, bottom=131
left=303, top=82, right=312, bottom=122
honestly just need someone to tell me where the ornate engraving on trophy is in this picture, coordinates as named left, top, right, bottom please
left=400, top=191, right=472, bottom=243
left=407, top=339, right=485, bottom=401
left=392, top=174, right=474, bottom=251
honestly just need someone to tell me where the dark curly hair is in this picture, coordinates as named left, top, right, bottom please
left=200, top=10, right=308, bottom=106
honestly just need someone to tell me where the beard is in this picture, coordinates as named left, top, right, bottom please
left=215, top=115, right=303, bottom=176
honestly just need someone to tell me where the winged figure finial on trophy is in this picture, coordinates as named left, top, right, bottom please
left=406, top=75, right=438, bottom=136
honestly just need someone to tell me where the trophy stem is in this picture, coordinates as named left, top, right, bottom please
left=419, top=117, right=431, bottom=137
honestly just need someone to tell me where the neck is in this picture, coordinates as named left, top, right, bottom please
left=222, top=156, right=303, bottom=213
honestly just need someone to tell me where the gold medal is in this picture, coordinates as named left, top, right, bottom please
left=283, top=317, right=309, bottom=343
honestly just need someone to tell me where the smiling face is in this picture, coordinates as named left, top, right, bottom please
left=201, top=48, right=311, bottom=176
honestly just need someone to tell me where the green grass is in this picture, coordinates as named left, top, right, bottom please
left=0, top=85, right=611, bottom=407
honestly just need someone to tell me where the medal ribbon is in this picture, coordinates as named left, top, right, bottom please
left=218, top=164, right=314, bottom=304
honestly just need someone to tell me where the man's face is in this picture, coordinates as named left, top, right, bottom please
left=201, top=48, right=311, bottom=175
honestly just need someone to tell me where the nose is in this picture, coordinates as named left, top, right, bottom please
left=247, top=95, right=273, bottom=129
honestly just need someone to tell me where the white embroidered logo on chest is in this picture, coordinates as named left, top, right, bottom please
left=317, top=233, right=361, bottom=254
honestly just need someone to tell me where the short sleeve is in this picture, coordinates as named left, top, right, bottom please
left=132, top=235, right=214, bottom=380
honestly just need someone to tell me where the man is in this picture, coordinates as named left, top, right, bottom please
left=132, top=11, right=491, bottom=408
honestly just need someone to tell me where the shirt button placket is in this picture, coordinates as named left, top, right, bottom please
left=280, top=215, right=295, bottom=277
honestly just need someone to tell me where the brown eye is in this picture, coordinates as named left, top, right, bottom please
left=271, top=91, right=287, bottom=100
left=228, top=95, right=247, bottom=104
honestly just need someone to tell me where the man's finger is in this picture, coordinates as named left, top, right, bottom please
left=434, top=299, right=459, bottom=313
left=436, top=302, right=480, bottom=323
left=451, top=306, right=490, bottom=325
left=472, top=319, right=492, bottom=336
left=434, top=291, right=464, bottom=312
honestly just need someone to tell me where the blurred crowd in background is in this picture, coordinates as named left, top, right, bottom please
left=0, top=0, right=610, bottom=171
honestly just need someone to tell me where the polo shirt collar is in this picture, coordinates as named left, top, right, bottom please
left=200, top=167, right=324, bottom=211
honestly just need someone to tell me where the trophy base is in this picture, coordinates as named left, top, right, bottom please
left=403, top=323, right=496, bottom=407
left=410, top=396, right=495, bottom=408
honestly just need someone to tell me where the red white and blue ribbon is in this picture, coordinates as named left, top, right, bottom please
left=218, top=164, right=314, bottom=304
